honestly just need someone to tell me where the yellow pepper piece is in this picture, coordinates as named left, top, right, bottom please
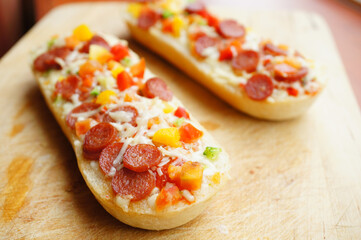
left=89, top=45, right=113, bottom=65
left=284, top=57, right=302, bottom=69
left=73, top=24, right=93, bottom=41
left=108, top=60, right=125, bottom=78
left=58, top=76, right=65, bottom=82
left=163, top=102, right=174, bottom=113
left=162, top=0, right=182, bottom=14
left=153, top=127, right=181, bottom=148
left=211, top=172, right=221, bottom=185
left=278, top=44, right=289, bottom=51
left=172, top=16, right=184, bottom=37
left=128, top=3, right=143, bottom=18
left=96, top=90, right=117, bottom=105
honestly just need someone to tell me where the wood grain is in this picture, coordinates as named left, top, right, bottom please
left=0, top=3, right=361, bottom=239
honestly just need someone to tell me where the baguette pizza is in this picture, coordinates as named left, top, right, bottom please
left=125, top=0, right=326, bottom=120
left=31, top=25, right=229, bottom=230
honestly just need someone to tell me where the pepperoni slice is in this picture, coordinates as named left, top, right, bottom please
left=245, top=74, right=274, bottom=101
left=99, top=142, right=124, bottom=175
left=112, top=168, right=156, bottom=201
left=273, top=63, right=308, bottom=83
left=143, top=77, right=173, bottom=101
left=66, top=102, right=101, bottom=129
left=54, top=75, right=81, bottom=101
left=123, top=144, right=162, bottom=172
left=217, top=20, right=245, bottom=39
left=33, top=47, right=71, bottom=72
left=185, top=2, right=206, bottom=14
left=80, top=35, right=110, bottom=53
left=231, top=50, right=260, bottom=74
left=138, top=8, right=160, bottom=30
left=102, top=105, right=138, bottom=127
left=83, top=123, right=117, bottom=160
left=194, top=35, right=217, bottom=58
left=263, top=43, right=287, bottom=56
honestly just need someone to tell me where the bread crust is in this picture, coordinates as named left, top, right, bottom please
left=34, top=63, right=227, bottom=230
left=127, top=23, right=324, bottom=121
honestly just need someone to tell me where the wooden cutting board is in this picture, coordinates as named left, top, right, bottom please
left=1, top=3, right=361, bottom=239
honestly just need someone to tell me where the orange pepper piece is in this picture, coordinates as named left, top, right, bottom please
left=130, top=58, right=146, bottom=79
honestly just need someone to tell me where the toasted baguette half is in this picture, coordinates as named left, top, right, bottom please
left=125, top=2, right=325, bottom=121
left=32, top=26, right=229, bottom=230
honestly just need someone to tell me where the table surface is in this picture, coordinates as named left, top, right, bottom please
left=1, top=2, right=361, bottom=239
left=32, top=0, right=361, bottom=108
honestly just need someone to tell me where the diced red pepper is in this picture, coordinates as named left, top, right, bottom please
left=287, top=87, right=299, bottom=97
left=203, top=12, right=219, bottom=28
left=162, top=18, right=173, bottom=33
left=179, top=123, right=203, bottom=143
left=218, top=40, right=242, bottom=61
left=110, top=44, right=129, bottom=61
left=174, top=106, right=190, bottom=119
left=117, top=71, right=135, bottom=91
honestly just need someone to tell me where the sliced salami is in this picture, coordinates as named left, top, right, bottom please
left=99, top=142, right=123, bottom=175
left=66, top=102, right=101, bottom=129
left=102, top=105, right=138, bottom=127
left=263, top=43, right=287, bottom=56
left=83, top=123, right=117, bottom=160
left=55, top=75, right=81, bottom=101
left=138, top=8, right=160, bottom=30
left=80, top=35, right=110, bottom=53
left=194, top=35, right=217, bottom=58
left=185, top=2, right=206, bottom=14
left=244, top=74, right=273, bottom=101
left=231, top=50, right=259, bottom=74
left=273, top=63, right=308, bottom=83
left=123, top=144, right=162, bottom=172
left=33, top=47, right=71, bottom=72
left=143, top=77, right=173, bottom=101
left=112, top=168, right=156, bottom=201
left=217, top=20, right=245, bottom=39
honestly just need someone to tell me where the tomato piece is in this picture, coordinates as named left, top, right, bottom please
left=117, top=71, right=135, bottom=91
left=174, top=106, right=190, bottom=119
left=179, top=123, right=203, bottom=143
left=75, top=119, right=92, bottom=136
left=110, top=44, right=129, bottom=61
left=130, top=58, right=146, bottom=79
left=156, top=184, right=182, bottom=211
